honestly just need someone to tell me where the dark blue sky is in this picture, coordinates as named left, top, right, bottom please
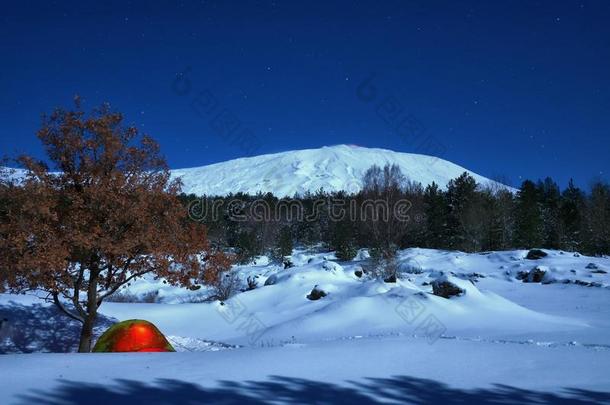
left=1, top=0, right=609, bottom=188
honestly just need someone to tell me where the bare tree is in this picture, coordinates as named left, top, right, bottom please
left=361, top=164, right=409, bottom=280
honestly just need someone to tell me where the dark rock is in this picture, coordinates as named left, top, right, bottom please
left=516, top=271, right=529, bottom=281
left=518, top=267, right=547, bottom=283
left=354, top=270, right=363, bottom=278
left=585, top=263, right=599, bottom=270
left=384, top=274, right=397, bottom=283
left=189, top=284, right=202, bottom=291
left=591, top=269, right=608, bottom=274
left=307, top=285, right=327, bottom=301
left=246, top=276, right=257, bottom=291
left=574, top=280, right=603, bottom=288
left=264, top=274, right=278, bottom=286
left=432, top=279, right=465, bottom=299
left=283, top=260, right=294, bottom=269
left=526, top=249, right=548, bottom=260
left=527, top=267, right=546, bottom=283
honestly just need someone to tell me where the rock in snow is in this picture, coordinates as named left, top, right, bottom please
left=307, top=285, right=328, bottom=300
left=516, top=266, right=548, bottom=283
left=431, top=276, right=466, bottom=298
left=526, top=249, right=548, bottom=260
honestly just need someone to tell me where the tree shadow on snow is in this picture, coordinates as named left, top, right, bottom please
left=0, top=301, right=115, bottom=353
left=18, top=375, right=610, bottom=404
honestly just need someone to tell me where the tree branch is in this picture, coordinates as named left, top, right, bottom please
left=52, top=292, right=85, bottom=323
left=96, top=267, right=151, bottom=305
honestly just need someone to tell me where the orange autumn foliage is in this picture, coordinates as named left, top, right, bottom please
left=0, top=102, right=232, bottom=352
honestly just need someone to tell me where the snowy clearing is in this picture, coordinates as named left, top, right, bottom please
left=2, top=248, right=610, bottom=403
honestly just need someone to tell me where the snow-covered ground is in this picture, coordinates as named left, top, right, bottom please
left=2, top=248, right=610, bottom=404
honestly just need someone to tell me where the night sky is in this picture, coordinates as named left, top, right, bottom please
left=1, top=0, right=609, bottom=188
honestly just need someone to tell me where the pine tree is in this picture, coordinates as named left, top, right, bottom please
left=445, top=172, right=481, bottom=251
left=234, top=230, right=260, bottom=264
left=401, top=180, right=426, bottom=248
left=274, top=225, right=293, bottom=262
left=423, top=182, right=448, bottom=249
left=584, top=181, right=610, bottom=255
left=494, top=188, right=515, bottom=250
left=331, top=220, right=357, bottom=261
left=537, top=177, right=562, bottom=249
left=560, top=179, right=585, bottom=251
left=480, top=189, right=502, bottom=251
left=514, top=180, right=544, bottom=248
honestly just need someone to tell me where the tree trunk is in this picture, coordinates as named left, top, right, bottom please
left=78, top=265, right=100, bottom=353
left=77, top=312, right=96, bottom=353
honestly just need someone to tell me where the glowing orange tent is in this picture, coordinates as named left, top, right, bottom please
left=92, top=319, right=175, bottom=353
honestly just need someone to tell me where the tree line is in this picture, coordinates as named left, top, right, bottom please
left=180, top=166, right=610, bottom=264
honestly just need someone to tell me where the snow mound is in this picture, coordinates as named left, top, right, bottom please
left=166, top=336, right=239, bottom=352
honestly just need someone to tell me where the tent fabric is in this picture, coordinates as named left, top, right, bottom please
left=92, top=319, right=175, bottom=353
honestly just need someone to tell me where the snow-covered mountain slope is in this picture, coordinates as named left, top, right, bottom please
left=170, top=145, right=511, bottom=197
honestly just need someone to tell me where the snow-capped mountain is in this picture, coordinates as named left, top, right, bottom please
left=171, top=144, right=511, bottom=197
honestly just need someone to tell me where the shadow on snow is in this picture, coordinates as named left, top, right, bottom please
left=0, top=301, right=115, bottom=354
left=18, top=376, right=610, bottom=405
